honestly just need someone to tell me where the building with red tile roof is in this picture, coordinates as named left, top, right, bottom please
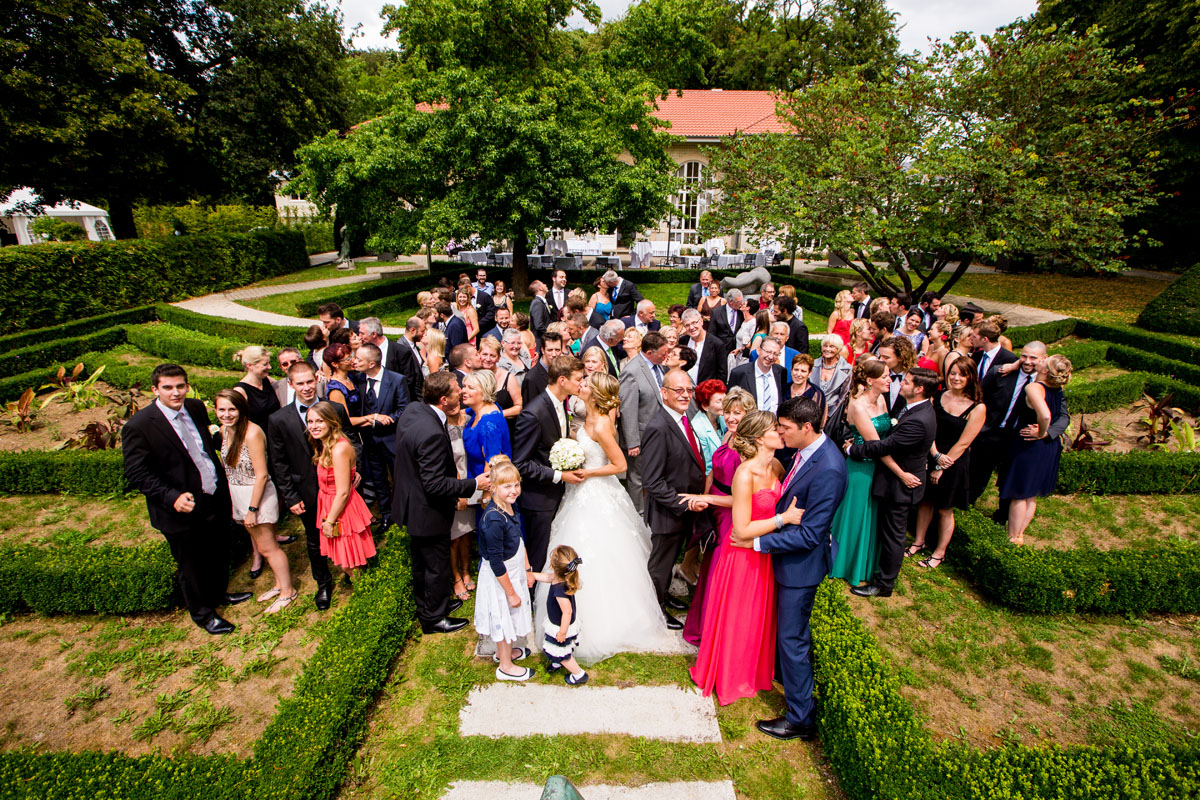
left=650, top=89, right=789, bottom=140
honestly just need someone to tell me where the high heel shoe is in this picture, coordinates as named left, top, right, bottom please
left=453, top=579, right=470, bottom=601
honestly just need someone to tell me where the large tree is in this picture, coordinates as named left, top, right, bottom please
left=297, top=0, right=677, bottom=294
left=703, top=23, right=1178, bottom=296
left=0, top=0, right=348, bottom=238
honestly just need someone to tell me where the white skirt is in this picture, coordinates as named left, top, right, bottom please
left=542, top=612, right=581, bottom=660
left=473, top=540, right=532, bottom=643
left=229, top=482, right=280, bottom=525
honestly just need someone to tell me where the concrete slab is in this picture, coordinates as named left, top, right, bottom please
left=459, top=684, right=720, bottom=743
left=442, top=780, right=736, bottom=800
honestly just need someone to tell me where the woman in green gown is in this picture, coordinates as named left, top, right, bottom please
left=829, top=358, right=921, bottom=586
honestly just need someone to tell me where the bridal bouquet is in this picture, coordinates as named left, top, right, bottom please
left=549, top=438, right=585, bottom=471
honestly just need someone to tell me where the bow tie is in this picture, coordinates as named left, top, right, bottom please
left=891, top=374, right=902, bottom=382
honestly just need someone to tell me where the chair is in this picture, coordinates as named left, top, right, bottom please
left=555, top=256, right=578, bottom=272
left=743, top=254, right=757, bottom=266
left=698, top=255, right=710, bottom=269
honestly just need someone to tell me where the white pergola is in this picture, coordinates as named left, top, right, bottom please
left=0, top=188, right=114, bottom=245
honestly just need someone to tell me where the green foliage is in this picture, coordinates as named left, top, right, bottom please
left=1047, top=340, right=1109, bottom=371
left=1058, top=450, right=1200, bottom=494
left=0, top=751, right=248, bottom=800
left=126, top=324, right=251, bottom=372
left=154, top=304, right=306, bottom=350
left=28, top=216, right=88, bottom=242
left=1106, top=343, right=1200, bottom=389
left=0, top=306, right=155, bottom=355
left=0, top=325, right=128, bottom=379
left=1066, top=373, right=1151, bottom=413
left=1077, top=318, right=1200, bottom=366
left=134, top=204, right=279, bottom=237
left=0, top=541, right=176, bottom=615
left=1137, top=263, right=1200, bottom=336
left=0, top=230, right=307, bottom=333
left=1007, top=318, right=1079, bottom=348
left=0, top=450, right=126, bottom=495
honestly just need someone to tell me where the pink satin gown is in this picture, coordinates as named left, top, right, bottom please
left=316, top=444, right=377, bottom=569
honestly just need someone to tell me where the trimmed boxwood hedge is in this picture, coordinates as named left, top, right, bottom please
left=1058, top=450, right=1200, bottom=494
left=126, top=323, right=250, bottom=371
left=810, top=582, right=1200, bottom=800
left=0, top=325, right=129, bottom=379
left=1077, top=319, right=1200, bottom=366
left=0, top=306, right=155, bottom=355
left=0, top=751, right=248, bottom=800
left=155, top=304, right=307, bottom=349
left=1106, top=343, right=1200, bottom=388
left=0, top=229, right=308, bottom=335
left=1008, top=317, right=1079, bottom=347
left=0, top=450, right=126, bottom=495
left=0, top=541, right=176, bottom=615
left=1137, top=262, right=1200, bottom=336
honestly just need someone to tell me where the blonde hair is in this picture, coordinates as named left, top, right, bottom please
left=306, top=401, right=350, bottom=469
left=870, top=297, right=889, bottom=314
left=581, top=345, right=610, bottom=374
left=235, top=345, right=271, bottom=367
left=478, top=336, right=502, bottom=355
left=730, top=410, right=777, bottom=460
left=546, top=321, right=567, bottom=337
left=586, top=372, right=621, bottom=414
left=722, top=386, right=754, bottom=415
left=1045, top=355, right=1073, bottom=388
left=549, top=545, right=582, bottom=594
left=467, top=369, right=498, bottom=403
left=848, top=318, right=871, bottom=349
left=417, top=291, right=432, bottom=306
left=834, top=290, right=853, bottom=317
left=779, top=285, right=796, bottom=300
left=488, top=454, right=521, bottom=486
left=940, top=303, right=959, bottom=326
left=425, top=329, right=446, bottom=360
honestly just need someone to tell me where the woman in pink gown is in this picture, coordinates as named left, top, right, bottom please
left=689, top=410, right=804, bottom=705
left=307, top=402, right=377, bottom=576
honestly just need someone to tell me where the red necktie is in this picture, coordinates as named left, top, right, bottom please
left=783, top=453, right=804, bottom=491
left=681, top=415, right=704, bottom=471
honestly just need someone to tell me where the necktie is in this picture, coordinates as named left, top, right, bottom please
left=680, top=415, right=704, bottom=470
left=652, top=363, right=663, bottom=387
left=172, top=409, right=217, bottom=495
left=760, top=371, right=772, bottom=408
left=783, top=452, right=804, bottom=492
left=559, top=399, right=569, bottom=438
left=978, top=353, right=990, bottom=378
left=1003, top=373, right=1031, bottom=428
left=366, top=379, right=378, bottom=413
left=730, top=307, right=738, bottom=330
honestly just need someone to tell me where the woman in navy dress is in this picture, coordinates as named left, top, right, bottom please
left=323, top=343, right=366, bottom=461
left=999, top=354, right=1073, bottom=545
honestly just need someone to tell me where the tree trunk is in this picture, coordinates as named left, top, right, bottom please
left=107, top=198, right=137, bottom=239
left=512, top=230, right=531, bottom=300
left=426, top=240, right=434, bottom=272
left=939, top=254, right=974, bottom=297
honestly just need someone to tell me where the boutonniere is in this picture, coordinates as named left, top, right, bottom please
left=889, top=418, right=899, bottom=427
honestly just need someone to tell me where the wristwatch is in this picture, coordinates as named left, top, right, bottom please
left=247, top=505, right=259, bottom=513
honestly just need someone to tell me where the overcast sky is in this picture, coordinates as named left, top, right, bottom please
left=341, top=0, right=1040, bottom=54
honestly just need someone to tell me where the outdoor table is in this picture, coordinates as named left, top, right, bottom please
left=567, top=239, right=603, bottom=256
left=459, top=250, right=488, bottom=265
left=630, top=241, right=654, bottom=268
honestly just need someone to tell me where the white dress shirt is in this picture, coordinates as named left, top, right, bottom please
left=546, top=388, right=567, bottom=483
left=756, top=363, right=778, bottom=414
left=1001, top=370, right=1035, bottom=427
left=977, top=343, right=1002, bottom=377
left=688, top=336, right=705, bottom=384
left=157, top=399, right=217, bottom=495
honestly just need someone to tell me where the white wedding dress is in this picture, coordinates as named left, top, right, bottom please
left=534, top=426, right=686, bottom=665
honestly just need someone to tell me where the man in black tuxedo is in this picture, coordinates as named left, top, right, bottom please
left=521, top=332, right=562, bottom=407
left=481, top=306, right=513, bottom=344
left=708, top=288, right=746, bottom=357
left=394, top=316, right=426, bottom=403
left=358, top=317, right=403, bottom=374
left=267, top=362, right=352, bottom=611
left=448, top=343, right=480, bottom=388
left=392, top=372, right=490, bottom=634
left=513, top=355, right=586, bottom=572
left=641, top=368, right=707, bottom=629
left=605, top=270, right=643, bottom=320
left=685, top=270, right=714, bottom=309
left=528, top=281, right=553, bottom=351
left=877, top=336, right=918, bottom=417
left=847, top=368, right=939, bottom=598
left=122, top=364, right=247, bottom=634
left=319, top=302, right=359, bottom=335
left=619, top=300, right=661, bottom=336
left=773, top=296, right=809, bottom=355
left=918, top=291, right=940, bottom=331
left=727, top=336, right=787, bottom=414
left=968, top=337, right=1041, bottom=508
left=470, top=281, right=496, bottom=334
left=547, top=269, right=569, bottom=321
left=353, top=343, right=410, bottom=528
left=678, top=308, right=726, bottom=385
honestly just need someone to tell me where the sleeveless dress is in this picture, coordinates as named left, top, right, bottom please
left=316, top=439, right=377, bottom=569
left=534, top=427, right=686, bottom=664
left=682, top=444, right=742, bottom=646
left=928, top=399, right=978, bottom=510
left=592, top=299, right=613, bottom=322
left=235, top=379, right=281, bottom=432
left=220, top=438, right=280, bottom=524
left=829, top=412, right=891, bottom=585
left=690, top=480, right=780, bottom=706
left=1000, top=386, right=1065, bottom=499
left=831, top=317, right=852, bottom=348
left=326, top=377, right=364, bottom=456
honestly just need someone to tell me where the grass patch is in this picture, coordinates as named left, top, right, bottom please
left=0, top=494, right=156, bottom=549
left=245, top=261, right=411, bottom=288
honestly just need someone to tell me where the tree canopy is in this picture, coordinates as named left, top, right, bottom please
left=702, top=23, right=1178, bottom=296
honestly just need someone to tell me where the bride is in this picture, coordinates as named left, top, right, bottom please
left=535, top=371, right=682, bottom=664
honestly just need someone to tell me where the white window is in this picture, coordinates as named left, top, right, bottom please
left=94, top=219, right=114, bottom=240
left=671, top=161, right=706, bottom=244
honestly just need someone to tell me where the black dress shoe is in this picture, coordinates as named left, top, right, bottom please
left=315, top=585, right=332, bottom=611
left=203, top=616, right=235, bottom=635
left=223, top=591, right=252, bottom=605
left=756, top=716, right=817, bottom=741
left=249, top=563, right=264, bottom=579
left=421, top=617, right=468, bottom=634
left=276, top=534, right=299, bottom=545
left=665, top=595, right=690, bottom=612
left=448, top=598, right=463, bottom=614
left=663, top=612, right=684, bottom=630
left=849, top=583, right=891, bottom=598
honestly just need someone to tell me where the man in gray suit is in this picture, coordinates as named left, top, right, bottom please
left=619, top=331, right=671, bottom=513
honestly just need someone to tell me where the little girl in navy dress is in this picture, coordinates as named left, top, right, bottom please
left=533, top=545, right=588, bottom=686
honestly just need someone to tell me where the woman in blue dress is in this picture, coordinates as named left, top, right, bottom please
left=461, top=369, right=513, bottom=480
left=587, top=276, right=613, bottom=324
left=999, top=354, right=1073, bottom=545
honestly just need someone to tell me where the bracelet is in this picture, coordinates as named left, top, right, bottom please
left=774, top=513, right=784, bottom=529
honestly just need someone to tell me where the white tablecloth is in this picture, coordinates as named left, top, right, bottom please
left=716, top=253, right=767, bottom=269
left=567, top=239, right=603, bottom=256
left=544, top=240, right=569, bottom=257
left=630, top=241, right=654, bottom=268
left=678, top=255, right=702, bottom=266
left=459, top=250, right=488, bottom=265
left=650, top=241, right=681, bottom=258
left=703, top=238, right=726, bottom=257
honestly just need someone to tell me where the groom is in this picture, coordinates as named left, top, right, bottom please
left=733, top=396, right=848, bottom=740
left=514, top=354, right=586, bottom=572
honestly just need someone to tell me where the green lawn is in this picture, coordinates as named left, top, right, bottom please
left=246, top=260, right=419, bottom=289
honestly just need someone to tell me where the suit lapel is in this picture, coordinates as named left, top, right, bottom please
left=147, top=404, right=194, bottom=462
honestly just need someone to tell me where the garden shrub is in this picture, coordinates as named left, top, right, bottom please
left=126, top=323, right=250, bottom=371
left=0, top=450, right=126, bottom=495
left=1065, top=373, right=1148, bottom=413
left=155, top=305, right=307, bottom=349
left=1008, top=318, right=1079, bottom=347
left=74, top=346, right=238, bottom=399
left=134, top=204, right=280, bottom=237
left=1077, top=319, right=1200, bottom=365
left=0, top=541, right=176, bottom=615
left=0, top=325, right=129, bottom=379
left=0, top=230, right=307, bottom=334
left=0, top=306, right=155, bottom=355
left=1137, top=262, right=1200, bottom=336
left=1058, top=450, right=1200, bottom=495
left=0, top=751, right=248, bottom=800
left=1048, top=340, right=1108, bottom=371
left=1105, top=343, right=1200, bottom=388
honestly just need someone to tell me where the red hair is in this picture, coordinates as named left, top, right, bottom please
left=695, top=379, right=727, bottom=407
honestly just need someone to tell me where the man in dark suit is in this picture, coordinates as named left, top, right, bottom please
left=640, top=368, right=707, bottom=629
left=708, top=288, right=747, bottom=357
left=966, top=319, right=1020, bottom=504
left=358, top=317, right=404, bottom=374
left=392, top=372, right=490, bottom=634
left=619, top=299, right=661, bottom=336
left=877, top=336, right=918, bottom=417
left=850, top=281, right=872, bottom=319
left=528, top=280, right=553, bottom=351
left=481, top=306, right=513, bottom=344
left=319, top=302, right=359, bottom=334
left=847, top=368, right=939, bottom=598
left=727, top=336, right=787, bottom=413
left=394, top=316, right=426, bottom=403
left=605, top=271, right=643, bottom=320
left=733, top=396, right=847, bottom=740
left=579, top=320, right=626, bottom=374
left=677, top=308, right=726, bottom=385
left=122, top=364, right=248, bottom=635
left=353, top=343, right=410, bottom=528
left=441, top=302, right=469, bottom=350
left=447, top=343, right=479, bottom=388
left=268, top=362, right=352, bottom=611
left=471, top=282, right=496, bottom=334
left=514, top=355, right=587, bottom=572
left=547, top=269, right=569, bottom=321
left=685, top=270, right=714, bottom=309
left=918, top=291, right=940, bottom=332
left=521, top=332, right=562, bottom=407
left=773, top=296, right=809, bottom=355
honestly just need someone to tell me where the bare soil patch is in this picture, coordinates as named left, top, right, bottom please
left=1077, top=404, right=1200, bottom=454
left=0, top=381, right=151, bottom=453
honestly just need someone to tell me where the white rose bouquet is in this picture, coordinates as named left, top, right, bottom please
left=549, top=438, right=585, bottom=471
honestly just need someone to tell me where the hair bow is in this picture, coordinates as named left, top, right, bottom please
left=564, top=556, right=583, bottom=574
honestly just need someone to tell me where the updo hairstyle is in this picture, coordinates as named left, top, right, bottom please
left=586, top=372, right=621, bottom=414
left=730, top=409, right=778, bottom=460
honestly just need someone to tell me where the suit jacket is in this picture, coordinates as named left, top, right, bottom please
left=609, top=278, right=643, bottom=319
left=548, top=288, right=568, bottom=321
left=481, top=325, right=505, bottom=343
left=356, top=368, right=410, bottom=457
left=848, top=399, right=937, bottom=505
left=391, top=402, right=478, bottom=537
left=474, top=289, right=496, bottom=333
left=759, top=436, right=849, bottom=588
left=530, top=295, right=553, bottom=348
left=706, top=304, right=743, bottom=354
left=618, top=354, right=664, bottom=450
left=444, top=315, right=468, bottom=350
left=727, top=362, right=787, bottom=409
left=853, top=297, right=872, bottom=319
left=122, top=399, right=231, bottom=534
left=378, top=337, right=404, bottom=375
left=976, top=347, right=1020, bottom=429
left=521, top=362, right=550, bottom=408
left=784, top=316, right=810, bottom=355
left=619, top=315, right=661, bottom=334
left=641, top=408, right=706, bottom=534
left=267, top=400, right=352, bottom=511
left=513, top=391, right=569, bottom=512
left=678, top=333, right=727, bottom=384
left=579, top=330, right=626, bottom=370
left=393, top=337, right=424, bottom=403
left=686, top=282, right=706, bottom=309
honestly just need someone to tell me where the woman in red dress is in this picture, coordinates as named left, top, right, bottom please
left=306, top=401, right=377, bottom=580
left=689, top=410, right=803, bottom=705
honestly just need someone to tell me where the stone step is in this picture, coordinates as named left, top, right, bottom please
left=442, top=780, right=736, bottom=800
left=459, top=684, right=720, bottom=743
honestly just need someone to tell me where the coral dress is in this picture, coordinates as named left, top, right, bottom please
left=831, top=317, right=852, bottom=348
left=690, top=480, right=780, bottom=705
left=316, top=443, right=377, bottom=569
left=682, top=444, right=741, bottom=647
